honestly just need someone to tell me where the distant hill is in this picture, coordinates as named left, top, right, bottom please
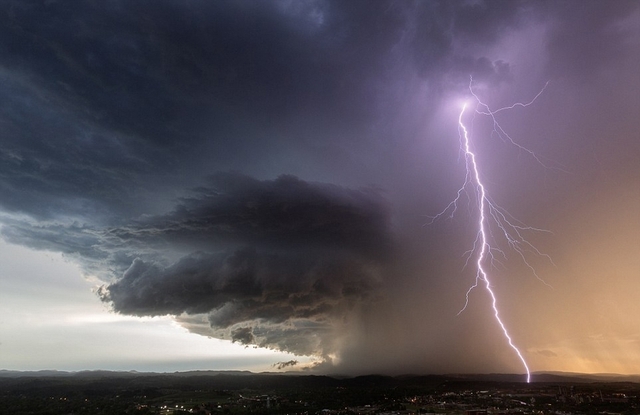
left=1, top=369, right=638, bottom=384
left=532, top=371, right=640, bottom=383
left=0, top=370, right=75, bottom=378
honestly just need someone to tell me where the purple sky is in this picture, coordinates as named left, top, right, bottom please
left=0, top=0, right=639, bottom=375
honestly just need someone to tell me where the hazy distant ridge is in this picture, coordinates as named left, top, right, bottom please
left=1, top=369, right=639, bottom=384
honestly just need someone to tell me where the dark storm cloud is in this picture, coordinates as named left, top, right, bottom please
left=0, top=0, right=542, bottom=224
left=0, top=0, right=402, bottom=219
left=273, top=360, right=298, bottom=370
left=0, top=0, right=323, bottom=219
left=2, top=173, right=390, bottom=356
left=0, top=0, right=535, bottom=221
left=542, top=0, right=640, bottom=81
left=404, top=0, right=526, bottom=77
left=128, top=173, right=389, bottom=255
left=231, top=327, right=255, bottom=346
left=100, top=246, right=379, bottom=322
left=96, top=174, right=390, bottom=355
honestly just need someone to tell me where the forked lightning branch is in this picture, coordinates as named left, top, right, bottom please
left=429, top=78, right=553, bottom=383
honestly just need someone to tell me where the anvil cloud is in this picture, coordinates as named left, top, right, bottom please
left=0, top=0, right=639, bottom=375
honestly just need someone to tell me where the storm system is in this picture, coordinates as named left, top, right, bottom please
left=0, top=0, right=639, bottom=376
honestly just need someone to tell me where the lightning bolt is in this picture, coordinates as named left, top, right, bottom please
left=429, top=78, right=553, bottom=383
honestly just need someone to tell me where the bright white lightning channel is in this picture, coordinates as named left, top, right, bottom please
left=430, top=79, right=553, bottom=383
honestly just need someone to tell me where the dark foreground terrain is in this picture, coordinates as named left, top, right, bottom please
left=1, top=370, right=639, bottom=414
